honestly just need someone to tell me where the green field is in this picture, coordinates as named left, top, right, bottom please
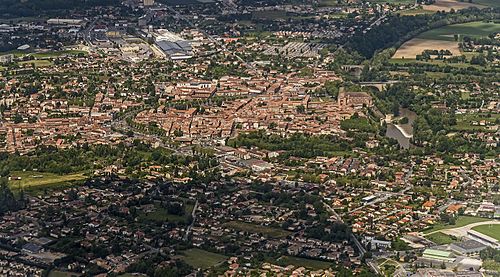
left=417, top=21, right=500, bottom=42
left=452, top=113, right=500, bottom=132
left=277, top=256, right=333, bottom=270
left=18, top=59, right=53, bottom=67
left=470, top=0, right=500, bottom=8
left=138, top=202, right=194, bottom=223
left=180, top=248, right=227, bottom=269
left=426, top=232, right=457, bottom=245
left=472, top=224, right=500, bottom=240
left=223, top=221, right=291, bottom=238
left=423, top=216, right=490, bottom=234
left=9, top=171, right=86, bottom=192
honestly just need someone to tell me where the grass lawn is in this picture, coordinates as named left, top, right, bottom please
left=423, top=216, right=490, bottom=234
left=180, top=248, right=227, bottom=269
left=138, top=202, right=193, bottom=224
left=426, top=232, right=457, bottom=245
left=9, top=171, right=86, bottom=192
left=472, top=224, right=500, bottom=240
left=417, top=21, right=500, bottom=41
left=277, top=256, right=333, bottom=270
left=223, top=221, right=291, bottom=238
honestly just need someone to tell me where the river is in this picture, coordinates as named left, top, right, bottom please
left=385, top=109, right=417, bottom=149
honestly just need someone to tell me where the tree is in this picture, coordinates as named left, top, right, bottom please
left=296, top=105, right=306, bottom=114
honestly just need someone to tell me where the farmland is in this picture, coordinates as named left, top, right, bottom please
left=392, top=38, right=460, bottom=59
left=392, top=21, right=500, bottom=60
left=422, top=0, right=486, bottom=12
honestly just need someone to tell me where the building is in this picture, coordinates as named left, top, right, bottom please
left=337, top=91, right=373, bottom=108
left=467, top=229, right=499, bottom=249
left=450, top=240, right=487, bottom=255
left=0, top=54, right=13, bottom=64
left=144, top=0, right=154, bottom=6
left=422, top=249, right=455, bottom=262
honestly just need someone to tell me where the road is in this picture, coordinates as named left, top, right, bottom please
left=183, top=200, right=199, bottom=241
left=323, top=201, right=382, bottom=275
left=343, top=167, right=413, bottom=216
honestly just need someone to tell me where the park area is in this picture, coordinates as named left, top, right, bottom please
left=8, top=171, right=86, bottom=193
left=392, top=21, right=500, bottom=60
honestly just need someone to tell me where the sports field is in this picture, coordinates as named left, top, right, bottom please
left=472, top=224, right=500, bottom=240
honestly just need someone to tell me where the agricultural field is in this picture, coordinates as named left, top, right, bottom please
left=418, top=21, right=500, bottom=41
left=469, top=0, right=500, bottom=7
left=471, top=224, right=500, bottom=240
left=392, top=21, right=500, bottom=60
left=179, top=248, right=227, bottom=269
left=426, top=232, right=457, bottom=245
left=8, top=171, right=87, bottom=192
left=223, top=221, right=291, bottom=238
left=422, top=0, right=486, bottom=12
left=392, top=38, right=460, bottom=59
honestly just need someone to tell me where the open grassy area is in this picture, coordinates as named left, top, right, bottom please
left=223, top=221, right=291, bottom=238
left=138, top=202, right=194, bottom=224
left=426, top=231, right=457, bottom=245
left=423, top=216, right=490, bottom=234
left=180, top=248, right=227, bottom=269
left=417, top=21, right=500, bottom=41
left=277, top=256, right=333, bottom=270
left=452, top=113, right=499, bottom=132
left=18, top=59, right=53, bottom=67
left=472, top=224, right=500, bottom=240
left=8, top=171, right=87, bottom=192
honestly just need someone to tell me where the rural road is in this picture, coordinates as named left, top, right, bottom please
left=426, top=220, right=500, bottom=237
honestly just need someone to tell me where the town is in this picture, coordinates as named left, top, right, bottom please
left=0, top=0, right=499, bottom=276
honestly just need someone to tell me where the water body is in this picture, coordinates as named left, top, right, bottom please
left=385, top=109, right=417, bottom=149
